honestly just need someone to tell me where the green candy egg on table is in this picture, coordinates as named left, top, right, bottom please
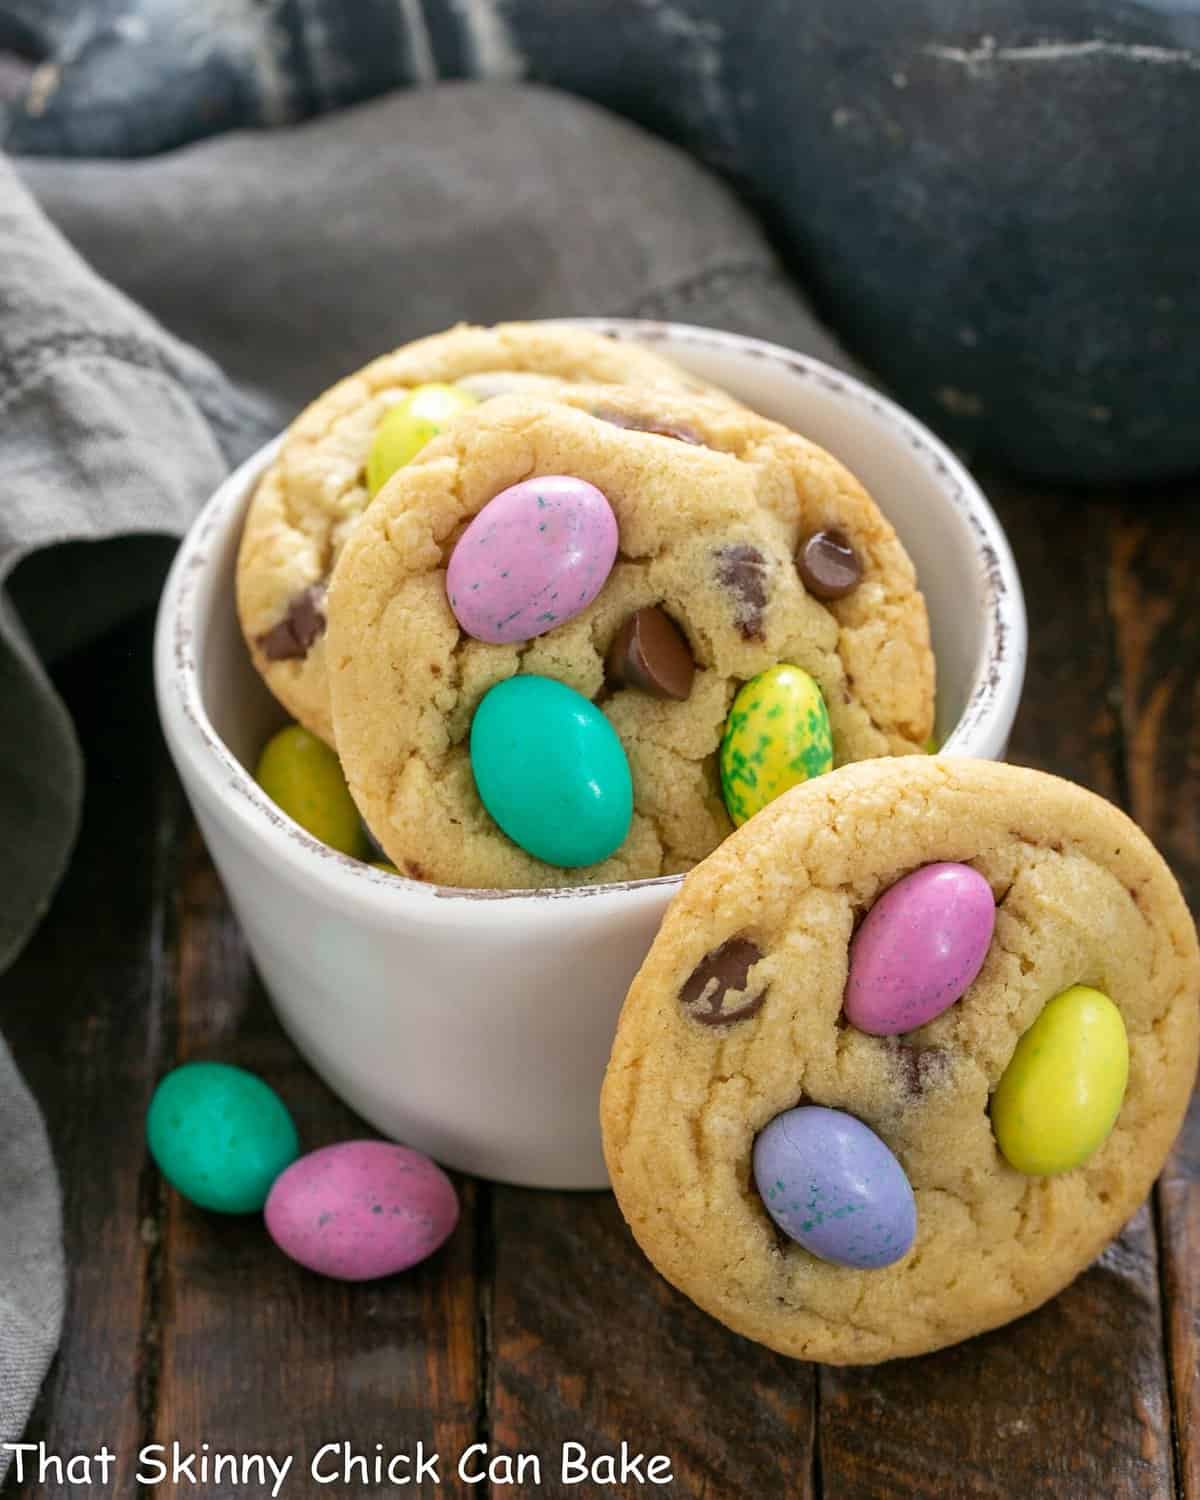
left=470, top=674, right=633, bottom=868
left=720, top=664, right=833, bottom=826
left=255, top=724, right=368, bottom=858
left=366, top=382, right=479, bottom=496
left=147, top=1062, right=300, bottom=1213
left=992, top=985, right=1129, bottom=1176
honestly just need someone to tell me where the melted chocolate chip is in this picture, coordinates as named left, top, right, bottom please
left=893, top=1043, right=951, bottom=1098
left=714, top=543, right=770, bottom=639
left=796, top=529, right=862, bottom=601
left=256, top=583, right=327, bottom=661
left=606, top=606, right=695, bottom=700
left=592, top=407, right=704, bottom=445
left=680, top=937, right=767, bottom=1026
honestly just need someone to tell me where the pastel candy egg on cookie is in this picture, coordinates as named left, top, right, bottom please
left=446, top=475, right=618, bottom=645
left=147, top=1062, right=300, bottom=1214
left=469, top=675, right=633, bottom=867
left=265, top=1141, right=459, bottom=1281
left=366, top=382, right=479, bottom=496
left=720, top=664, right=833, bottom=826
left=843, top=862, right=996, bottom=1035
left=753, top=1106, right=917, bottom=1270
left=992, top=985, right=1129, bottom=1175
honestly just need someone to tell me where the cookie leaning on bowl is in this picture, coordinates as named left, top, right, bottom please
left=600, top=756, right=1200, bottom=1364
left=325, top=389, right=935, bottom=889
left=236, top=321, right=719, bottom=743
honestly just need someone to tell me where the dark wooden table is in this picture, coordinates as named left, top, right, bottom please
left=3, top=474, right=1197, bottom=1499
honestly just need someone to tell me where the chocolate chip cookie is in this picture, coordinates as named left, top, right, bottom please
left=601, top=757, right=1200, bottom=1362
left=325, top=390, right=934, bottom=888
left=236, top=322, right=714, bottom=741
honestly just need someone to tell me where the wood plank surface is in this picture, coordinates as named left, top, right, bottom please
left=151, top=820, right=482, bottom=1493
left=4, top=478, right=1199, bottom=1500
left=490, top=1187, right=817, bottom=1499
left=2, top=618, right=181, bottom=1495
left=1108, top=489, right=1200, bottom=1500
left=815, top=482, right=1176, bottom=1500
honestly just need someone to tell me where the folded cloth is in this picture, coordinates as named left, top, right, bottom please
left=0, top=80, right=852, bottom=1472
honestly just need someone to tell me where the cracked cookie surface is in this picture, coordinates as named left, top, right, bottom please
left=236, top=322, right=713, bottom=742
left=326, top=391, right=933, bottom=888
left=600, top=757, right=1200, bottom=1362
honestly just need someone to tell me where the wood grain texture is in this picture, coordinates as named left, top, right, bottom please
left=814, top=481, right=1176, bottom=1500
left=1108, top=489, right=1200, bottom=1500
left=6, top=478, right=1200, bottom=1500
left=489, top=1187, right=816, bottom=1499
left=2, top=618, right=180, bottom=1495
left=152, top=827, right=481, bottom=1494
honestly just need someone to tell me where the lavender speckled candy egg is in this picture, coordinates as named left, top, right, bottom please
left=753, top=1106, right=916, bottom=1270
left=844, top=862, right=996, bottom=1036
left=446, top=475, right=618, bottom=644
left=264, top=1141, right=458, bottom=1281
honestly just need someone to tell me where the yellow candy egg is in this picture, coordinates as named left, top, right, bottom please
left=992, top=984, right=1129, bottom=1175
left=256, top=725, right=369, bottom=859
left=719, top=664, right=833, bottom=827
left=366, top=383, right=478, bottom=496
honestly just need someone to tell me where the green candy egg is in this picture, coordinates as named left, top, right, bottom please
left=147, top=1062, right=300, bottom=1213
left=366, top=382, right=479, bottom=496
left=470, top=675, right=633, bottom=868
left=720, top=664, right=833, bottom=826
left=256, top=724, right=368, bottom=858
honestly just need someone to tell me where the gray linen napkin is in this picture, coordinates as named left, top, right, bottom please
left=0, top=81, right=850, bottom=1471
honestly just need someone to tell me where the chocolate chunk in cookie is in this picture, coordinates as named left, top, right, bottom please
left=256, top=584, right=327, bottom=662
left=714, top=543, right=770, bottom=640
left=797, top=529, right=862, bottom=601
left=606, top=606, right=695, bottom=701
left=593, top=407, right=704, bottom=445
left=679, top=937, right=767, bottom=1025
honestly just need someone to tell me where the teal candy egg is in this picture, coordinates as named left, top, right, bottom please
left=147, top=1062, right=300, bottom=1214
left=470, top=675, right=633, bottom=867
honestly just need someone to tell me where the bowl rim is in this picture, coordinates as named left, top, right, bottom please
left=154, top=319, right=1027, bottom=914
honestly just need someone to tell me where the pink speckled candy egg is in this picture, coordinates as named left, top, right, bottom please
left=844, top=862, right=996, bottom=1036
left=446, top=475, right=618, bottom=644
left=264, top=1141, right=458, bottom=1281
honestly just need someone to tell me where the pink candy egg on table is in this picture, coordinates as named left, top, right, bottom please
left=446, top=475, right=618, bottom=644
left=264, top=1140, right=458, bottom=1281
left=844, top=862, right=996, bottom=1035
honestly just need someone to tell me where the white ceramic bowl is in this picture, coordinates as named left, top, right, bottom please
left=154, top=321, right=1026, bottom=1189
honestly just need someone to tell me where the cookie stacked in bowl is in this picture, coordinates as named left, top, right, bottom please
left=236, top=320, right=936, bottom=886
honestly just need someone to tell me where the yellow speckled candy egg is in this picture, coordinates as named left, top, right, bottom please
left=992, top=984, right=1129, bottom=1175
left=720, top=664, right=833, bottom=827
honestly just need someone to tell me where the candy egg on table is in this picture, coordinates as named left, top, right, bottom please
left=753, top=1106, right=916, bottom=1270
left=720, top=664, right=833, bottom=826
left=255, top=724, right=369, bottom=858
left=469, top=675, right=633, bottom=867
left=446, top=475, right=618, bottom=645
left=843, top=862, right=996, bottom=1035
left=147, top=1062, right=300, bottom=1214
left=992, top=985, right=1129, bottom=1175
left=265, top=1141, right=459, bottom=1281
left=366, top=382, right=478, bottom=496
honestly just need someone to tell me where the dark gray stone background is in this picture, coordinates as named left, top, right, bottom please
left=2, top=0, right=1199, bottom=483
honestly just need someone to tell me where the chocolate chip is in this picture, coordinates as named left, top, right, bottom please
left=680, top=937, right=767, bottom=1026
left=606, top=606, right=695, bottom=700
left=592, top=407, right=704, bottom=445
left=256, top=583, right=327, bottom=661
left=796, top=529, right=862, bottom=601
left=714, top=543, right=769, bottom=639
left=893, top=1043, right=950, bottom=1097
